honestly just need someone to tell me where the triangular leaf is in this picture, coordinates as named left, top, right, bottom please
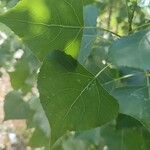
left=37, top=50, right=118, bottom=145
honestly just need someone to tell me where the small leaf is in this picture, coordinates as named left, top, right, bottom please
left=37, top=50, right=118, bottom=144
left=53, top=115, right=150, bottom=150
left=112, top=86, right=150, bottom=131
left=83, top=0, right=95, bottom=5
left=4, top=91, right=31, bottom=120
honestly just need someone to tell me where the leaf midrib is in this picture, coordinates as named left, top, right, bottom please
left=62, top=65, right=109, bottom=121
left=0, top=18, right=100, bottom=29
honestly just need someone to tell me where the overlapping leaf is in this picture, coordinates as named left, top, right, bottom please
left=108, top=29, right=150, bottom=70
left=106, top=29, right=150, bottom=131
left=52, top=115, right=150, bottom=150
left=99, top=122, right=150, bottom=150
left=38, top=50, right=118, bottom=144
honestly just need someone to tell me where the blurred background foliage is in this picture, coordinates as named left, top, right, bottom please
left=0, top=0, right=150, bottom=149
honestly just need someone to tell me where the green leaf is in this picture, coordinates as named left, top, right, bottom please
left=108, top=29, right=150, bottom=70
left=4, top=91, right=31, bottom=120
left=28, top=97, right=50, bottom=149
left=116, top=114, right=143, bottom=129
left=97, top=65, right=150, bottom=132
left=38, top=50, right=118, bottom=145
left=83, top=0, right=95, bottom=5
left=9, top=57, right=31, bottom=92
left=99, top=121, right=150, bottom=150
left=52, top=115, right=150, bottom=150
left=112, top=86, right=150, bottom=132
left=4, top=93, right=51, bottom=149
left=78, top=4, right=99, bottom=65
left=0, top=0, right=84, bottom=60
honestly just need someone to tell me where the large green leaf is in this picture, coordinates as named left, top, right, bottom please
left=38, top=50, right=118, bottom=145
left=108, top=29, right=150, bottom=70
left=0, top=0, right=84, bottom=60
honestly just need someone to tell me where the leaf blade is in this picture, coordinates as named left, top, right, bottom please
left=37, top=50, right=119, bottom=144
left=0, top=0, right=84, bottom=60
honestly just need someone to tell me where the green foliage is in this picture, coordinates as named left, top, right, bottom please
left=52, top=115, right=150, bottom=150
left=4, top=91, right=31, bottom=120
left=28, top=98, right=50, bottom=149
left=0, top=0, right=150, bottom=149
left=38, top=50, right=118, bottom=144
left=108, top=29, right=150, bottom=70
left=112, top=86, right=150, bottom=132
left=0, top=0, right=84, bottom=60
